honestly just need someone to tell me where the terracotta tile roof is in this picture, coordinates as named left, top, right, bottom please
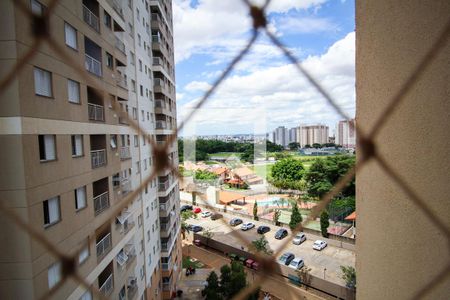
left=212, top=167, right=228, bottom=175
left=233, top=167, right=255, bottom=177
left=219, top=190, right=245, bottom=204
left=345, top=211, right=356, bottom=220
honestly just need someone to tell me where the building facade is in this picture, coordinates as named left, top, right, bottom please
left=288, top=127, right=297, bottom=145
left=335, top=119, right=356, bottom=148
left=296, top=124, right=329, bottom=148
left=273, top=126, right=288, bottom=148
left=0, top=0, right=180, bottom=299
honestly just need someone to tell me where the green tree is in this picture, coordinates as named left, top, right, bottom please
left=312, top=143, right=321, bottom=149
left=304, top=144, right=311, bottom=148
left=202, top=228, right=214, bottom=248
left=288, top=142, right=301, bottom=150
left=228, top=261, right=247, bottom=298
left=203, top=271, right=222, bottom=300
left=270, top=157, right=305, bottom=190
left=251, top=235, right=272, bottom=255
left=181, top=210, right=197, bottom=239
left=253, top=202, right=258, bottom=221
left=273, top=209, right=281, bottom=226
left=195, top=170, right=218, bottom=180
left=340, top=265, right=356, bottom=289
left=240, top=148, right=254, bottom=163
left=219, top=264, right=232, bottom=296
left=320, top=210, right=330, bottom=238
left=289, top=202, right=303, bottom=229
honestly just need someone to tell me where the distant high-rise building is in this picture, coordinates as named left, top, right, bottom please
left=289, top=127, right=298, bottom=144
left=336, top=119, right=356, bottom=148
left=297, top=124, right=329, bottom=147
left=273, top=126, right=288, bottom=147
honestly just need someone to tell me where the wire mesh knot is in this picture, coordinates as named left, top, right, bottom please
left=152, top=146, right=170, bottom=173
left=358, top=136, right=376, bottom=162
left=61, top=255, right=76, bottom=278
left=249, top=6, right=266, bottom=29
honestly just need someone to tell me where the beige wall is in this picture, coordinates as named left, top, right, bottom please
left=356, top=1, right=450, bottom=299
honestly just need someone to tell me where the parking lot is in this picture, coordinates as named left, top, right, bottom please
left=185, top=210, right=355, bottom=286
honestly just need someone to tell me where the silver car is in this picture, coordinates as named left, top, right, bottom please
left=289, top=257, right=304, bottom=270
left=292, top=232, right=306, bottom=245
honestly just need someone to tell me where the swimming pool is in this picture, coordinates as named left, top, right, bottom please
left=257, top=197, right=290, bottom=207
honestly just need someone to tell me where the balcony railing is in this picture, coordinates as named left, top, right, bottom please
left=91, top=149, right=106, bottom=168
left=154, top=78, right=165, bottom=87
left=153, top=57, right=163, bottom=66
left=106, top=0, right=124, bottom=19
left=155, top=99, right=166, bottom=108
left=161, top=260, right=172, bottom=271
left=115, top=36, right=126, bottom=54
left=162, top=279, right=172, bottom=291
left=96, top=232, right=112, bottom=258
left=85, top=53, right=102, bottom=76
left=158, top=180, right=170, bottom=192
left=88, top=103, right=104, bottom=121
left=119, top=111, right=129, bottom=125
left=93, top=191, right=110, bottom=215
left=83, top=5, right=100, bottom=32
left=152, top=35, right=161, bottom=43
left=156, top=120, right=167, bottom=129
left=119, top=146, right=131, bottom=160
left=99, top=273, right=114, bottom=296
left=116, top=73, right=128, bottom=89
left=121, top=179, right=132, bottom=195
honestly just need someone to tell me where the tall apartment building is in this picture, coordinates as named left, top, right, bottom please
left=335, top=119, right=356, bottom=148
left=296, top=124, right=329, bottom=148
left=0, top=0, right=180, bottom=299
left=288, top=127, right=297, bottom=144
left=272, top=126, right=288, bottom=148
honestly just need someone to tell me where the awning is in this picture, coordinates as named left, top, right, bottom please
left=116, top=211, right=131, bottom=224
left=345, top=211, right=356, bottom=221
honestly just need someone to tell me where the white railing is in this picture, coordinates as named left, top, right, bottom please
left=119, top=146, right=131, bottom=160
left=115, top=36, right=126, bottom=54
left=153, top=57, right=163, bottom=66
left=156, top=120, right=167, bottom=129
left=90, top=149, right=106, bottom=168
left=155, top=99, right=166, bottom=108
left=152, top=35, right=161, bottom=43
left=156, top=140, right=165, bottom=146
left=96, top=232, right=112, bottom=258
left=158, top=180, right=170, bottom=191
left=99, top=273, right=113, bottom=295
left=93, top=191, right=109, bottom=215
left=85, top=53, right=102, bottom=76
left=121, top=179, right=132, bottom=194
left=88, top=103, right=104, bottom=121
left=161, top=260, right=172, bottom=270
left=83, top=5, right=100, bottom=32
left=162, top=279, right=172, bottom=291
left=154, top=78, right=165, bottom=87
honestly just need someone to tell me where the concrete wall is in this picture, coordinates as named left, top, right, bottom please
left=356, top=1, right=450, bottom=299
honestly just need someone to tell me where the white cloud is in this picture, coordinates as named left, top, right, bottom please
left=178, top=32, right=355, bottom=134
left=184, top=81, right=212, bottom=92
left=275, top=16, right=339, bottom=34
left=173, top=0, right=328, bottom=63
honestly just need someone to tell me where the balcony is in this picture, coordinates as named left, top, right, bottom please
left=115, top=36, right=126, bottom=54
left=93, top=191, right=109, bottom=215
left=162, top=278, right=172, bottom=291
left=155, top=99, right=166, bottom=109
left=99, top=273, right=113, bottom=296
left=156, top=120, right=167, bottom=129
left=161, top=259, right=172, bottom=271
left=90, top=149, right=106, bottom=168
left=88, top=103, right=104, bottom=121
left=83, top=5, right=100, bottom=32
left=121, top=179, right=132, bottom=195
left=119, top=146, right=131, bottom=160
left=96, top=232, right=112, bottom=258
left=158, top=179, right=170, bottom=192
left=85, top=53, right=102, bottom=77
left=116, top=73, right=127, bottom=90
left=106, top=0, right=124, bottom=19
left=153, top=57, right=163, bottom=66
left=119, top=111, right=129, bottom=125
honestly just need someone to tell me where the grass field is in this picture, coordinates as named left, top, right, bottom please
left=250, top=164, right=274, bottom=178
left=182, top=256, right=205, bottom=269
left=208, top=152, right=240, bottom=157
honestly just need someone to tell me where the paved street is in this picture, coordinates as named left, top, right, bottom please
left=185, top=211, right=355, bottom=286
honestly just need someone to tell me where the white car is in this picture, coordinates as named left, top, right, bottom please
left=313, top=240, right=327, bottom=251
left=241, top=222, right=255, bottom=231
left=201, top=211, right=212, bottom=218
left=292, top=232, right=306, bottom=245
left=289, top=257, right=304, bottom=270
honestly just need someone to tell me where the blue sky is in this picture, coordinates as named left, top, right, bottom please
left=172, top=0, right=355, bottom=136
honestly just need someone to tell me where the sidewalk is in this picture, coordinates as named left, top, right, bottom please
left=181, top=240, right=332, bottom=300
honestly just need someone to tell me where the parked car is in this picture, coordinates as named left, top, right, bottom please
left=191, top=225, right=203, bottom=233
left=193, top=207, right=202, bottom=214
left=241, top=222, right=255, bottom=231
left=201, top=211, right=212, bottom=218
left=289, top=258, right=304, bottom=270
left=257, top=226, right=271, bottom=234
left=229, top=218, right=243, bottom=226
left=313, top=240, right=328, bottom=251
left=274, top=228, right=288, bottom=240
left=180, top=205, right=193, bottom=212
left=278, top=252, right=295, bottom=265
left=292, top=232, right=306, bottom=245
left=211, top=213, right=223, bottom=220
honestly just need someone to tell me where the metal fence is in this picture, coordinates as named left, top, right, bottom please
left=0, top=0, right=449, bottom=300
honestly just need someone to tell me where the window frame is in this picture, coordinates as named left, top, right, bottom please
left=71, top=134, right=84, bottom=157
left=43, top=196, right=61, bottom=228
left=34, top=67, right=53, bottom=98
left=74, top=186, right=87, bottom=211
left=67, top=79, right=81, bottom=104
left=64, top=22, right=78, bottom=50
left=39, top=134, right=57, bottom=162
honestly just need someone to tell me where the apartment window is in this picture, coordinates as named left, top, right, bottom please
left=34, top=67, right=52, bottom=97
left=140, top=267, right=144, bottom=280
left=136, top=161, right=140, bottom=174
left=138, top=34, right=141, bottom=46
left=75, top=186, right=87, bottom=210
left=134, top=135, right=138, bottom=147
left=147, top=230, right=150, bottom=241
left=146, top=207, right=149, bottom=218
left=48, top=262, right=61, bottom=288
left=143, top=135, right=146, bottom=146
left=129, top=51, right=135, bottom=65
left=136, top=8, right=139, bottom=19
left=128, top=0, right=132, bottom=9
left=64, top=22, right=77, bottom=50
left=106, top=52, right=113, bottom=69
left=31, top=0, right=44, bottom=16
left=147, top=112, right=150, bottom=121
left=143, top=159, right=147, bottom=170
left=145, top=184, right=148, bottom=194
left=104, top=12, right=112, bottom=29
left=110, top=135, right=117, bottom=149
left=67, top=79, right=80, bottom=103
left=140, top=85, right=143, bottom=96
left=141, top=110, right=145, bottom=121
left=148, top=253, right=151, bottom=266
left=132, top=107, right=137, bottom=119
left=78, top=242, right=89, bottom=264
left=131, top=80, right=136, bottom=92
left=128, top=23, right=133, bottom=37
left=151, top=224, right=154, bottom=232
left=80, top=290, right=92, bottom=300
left=138, top=59, right=142, bottom=71
left=43, top=196, right=60, bottom=227
left=153, top=245, right=155, bottom=254
left=71, top=135, right=83, bottom=157
left=138, top=214, right=142, bottom=227
left=140, top=239, right=144, bottom=253
left=39, top=135, right=56, bottom=161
